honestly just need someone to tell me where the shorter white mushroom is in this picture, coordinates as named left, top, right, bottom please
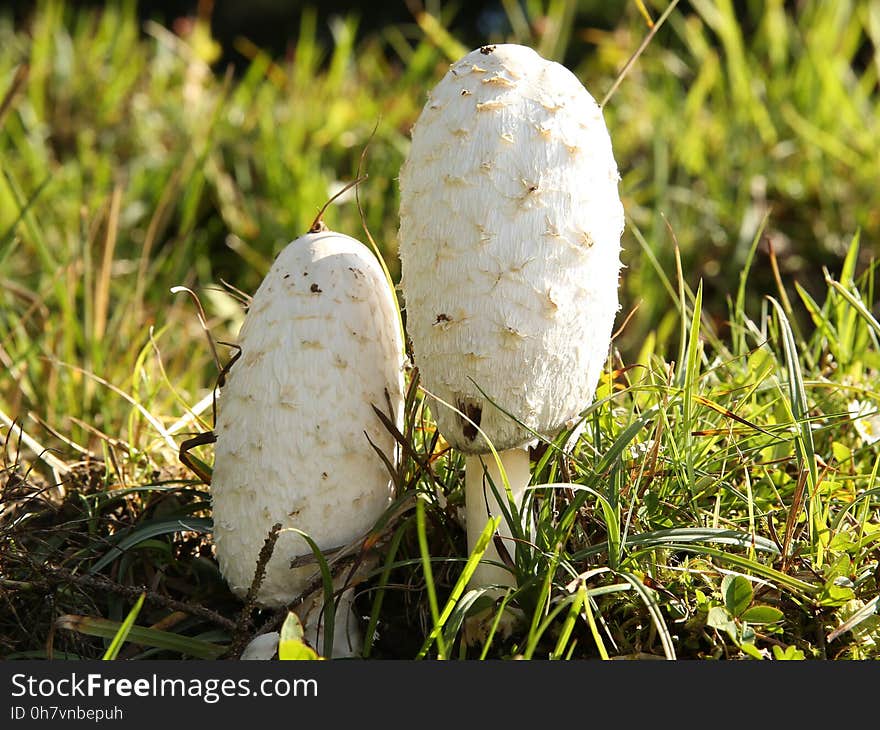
left=211, top=201, right=405, bottom=657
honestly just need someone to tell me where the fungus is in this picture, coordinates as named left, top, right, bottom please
left=211, top=203, right=405, bottom=658
left=240, top=631, right=281, bottom=661
left=398, top=44, right=624, bottom=627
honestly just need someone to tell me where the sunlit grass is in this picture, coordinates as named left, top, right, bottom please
left=0, top=0, right=877, bottom=660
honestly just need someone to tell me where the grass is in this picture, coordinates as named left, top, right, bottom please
left=0, top=0, right=878, bottom=660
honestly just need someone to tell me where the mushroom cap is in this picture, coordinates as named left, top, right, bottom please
left=398, top=44, right=624, bottom=453
left=211, top=230, right=405, bottom=606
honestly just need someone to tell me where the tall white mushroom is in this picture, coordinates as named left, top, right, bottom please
left=398, top=45, right=624, bottom=600
left=211, top=212, right=405, bottom=658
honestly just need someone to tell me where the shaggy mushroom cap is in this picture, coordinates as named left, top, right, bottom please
left=211, top=231, right=405, bottom=606
left=399, top=43, right=624, bottom=453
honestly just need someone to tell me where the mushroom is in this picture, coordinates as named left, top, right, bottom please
left=211, top=208, right=405, bottom=657
left=240, top=631, right=281, bottom=661
left=398, top=45, right=624, bottom=612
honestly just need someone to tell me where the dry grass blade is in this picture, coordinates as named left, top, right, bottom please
left=370, top=403, right=444, bottom=492
left=600, top=0, right=681, bottom=108
left=693, top=394, right=778, bottom=438
left=289, top=495, right=416, bottom=571
left=308, top=175, right=368, bottom=233
left=365, top=428, right=402, bottom=493
left=827, top=595, right=880, bottom=643
left=133, top=167, right=182, bottom=318
left=55, top=614, right=226, bottom=659
left=93, top=185, right=122, bottom=343
left=0, top=64, right=28, bottom=127
left=177, top=430, right=216, bottom=484
left=768, top=239, right=796, bottom=318
left=780, top=461, right=831, bottom=573
left=47, top=360, right=178, bottom=454
left=779, top=468, right=807, bottom=572
left=0, top=408, right=70, bottom=475
left=217, top=278, right=252, bottom=308
left=170, top=285, right=223, bottom=373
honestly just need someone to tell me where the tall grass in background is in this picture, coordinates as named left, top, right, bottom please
left=0, top=0, right=878, bottom=660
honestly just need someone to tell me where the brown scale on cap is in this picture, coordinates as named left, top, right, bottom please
left=457, top=399, right=483, bottom=442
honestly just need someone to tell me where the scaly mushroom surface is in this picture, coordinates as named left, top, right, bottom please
left=399, top=44, right=624, bottom=596
left=212, top=228, right=405, bottom=654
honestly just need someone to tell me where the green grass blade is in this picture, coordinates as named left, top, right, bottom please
left=767, top=297, right=822, bottom=564
left=362, top=517, right=410, bottom=657
left=102, top=592, right=145, bottom=660
left=551, top=584, right=585, bottom=660
left=683, top=280, right=704, bottom=496
left=291, top=529, right=338, bottom=659
left=417, top=513, right=498, bottom=658
left=617, top=571, right=676, bottom=659
left=415, top=497, right=446, bottom=659
left=569, top=526, right=780, bottom=561
left=56, top=615, right=226, bottom=659
left=827, top=595, right=880, bottom=643
left=825, top=274, right=880, bottom=340
left=630, top=543, right=820, bottom=596
left=734, top=212, right=770, bottom=355
left=90, top=518, right=212, bottom=574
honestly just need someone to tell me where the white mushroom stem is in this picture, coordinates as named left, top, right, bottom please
left=465, top=447, right=531, bottom=590
left=240, top=632, right=281, bottom=661
left=301, top=586, right=363, bottom=658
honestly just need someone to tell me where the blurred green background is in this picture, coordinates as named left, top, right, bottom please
left=1, top=0, right=877, bottom=446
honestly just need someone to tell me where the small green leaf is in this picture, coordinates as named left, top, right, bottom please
left=706, top=606, right=739, bottom=646
left=772, top=645, right=805, bottom=660
left=706, top=606, right=734, bottom=630
left=722, top=574, right=753, bottom=616
left=278, top=612, right=321, bottom=661
left=747, top=348, right=774, bottom=378
left=739, top=624, right=757, bottom=645
left=831, top=442, right=852, bottom=464
left=730, top=623, right=764, bottom=659
left=819, top=582, right=855, bottom=607
left=278, top=642, right=319, bottom=661
left=740, top=606, right=785, bottom=624
left=828, top=532, right=857, bottom=552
